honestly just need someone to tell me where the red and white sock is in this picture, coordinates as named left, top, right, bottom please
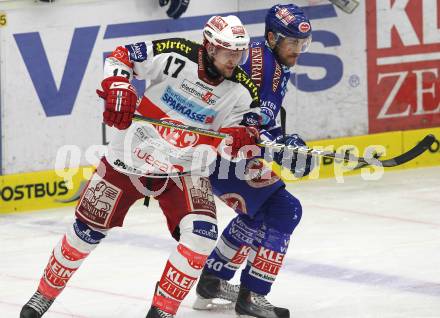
left=37, top=226, right=100, bottom=299
left=153, top=244, right=207, bottom=315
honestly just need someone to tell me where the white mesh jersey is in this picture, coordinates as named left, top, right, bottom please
left=102, top=38, right=260, bottom=177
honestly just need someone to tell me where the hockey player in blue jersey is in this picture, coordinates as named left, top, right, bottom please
left=193, top=4, right=314, bottom=318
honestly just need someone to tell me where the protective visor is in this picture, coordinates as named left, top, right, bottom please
left=212, top=46, right=249, bottom=66
left=278, top=33, right=312, bottom=54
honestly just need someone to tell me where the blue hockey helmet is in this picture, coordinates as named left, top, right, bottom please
left=265, top=4, right=312, bottom=52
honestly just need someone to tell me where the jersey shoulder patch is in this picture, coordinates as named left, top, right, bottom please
left=152, top=38, right=199, bottom=62
left=125, top=42, right=148, bottom=62
left=230, top=67, right=260, bottom=106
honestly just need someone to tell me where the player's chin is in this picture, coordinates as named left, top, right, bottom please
left=283, top=56, right=297, bottom=68
left=222, top=66, right=236, bottom=78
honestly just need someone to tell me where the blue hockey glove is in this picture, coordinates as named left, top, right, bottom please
left=273, top=134, right=315, bottom=177
left=159, top=0, right=190, bottom=19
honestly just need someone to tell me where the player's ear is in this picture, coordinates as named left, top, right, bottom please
left=206, top=42, right=216, bottom=57
left=267, top=31, right=277, bottom=49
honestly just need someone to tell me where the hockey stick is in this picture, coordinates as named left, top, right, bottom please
left=353, top=134, right=436, bottom=168
left=280, top=106, right=287, bottom=138
left=328, top=0, right=359, bottom=14
left=133, top=114, right=230, bottom=139
left=261, top=135, right=435, bottom=168
left=132, top=114, right=435, bottom=168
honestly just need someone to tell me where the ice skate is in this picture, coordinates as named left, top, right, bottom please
left=20, top=291, right=54, bottom=318
left=193, top=269, right=240, bottom=310
left=235, top=285, right=289, bottom=318
left=146, top=305, right=175, bottom=318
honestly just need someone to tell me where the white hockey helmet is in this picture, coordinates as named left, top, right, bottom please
left=203, top=15, right=250, bottom=51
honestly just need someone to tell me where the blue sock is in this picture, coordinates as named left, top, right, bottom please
left=204, top=214, right=263, bottom=280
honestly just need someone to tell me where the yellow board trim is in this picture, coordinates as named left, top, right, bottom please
left=0, top=167, right=91, bottom=213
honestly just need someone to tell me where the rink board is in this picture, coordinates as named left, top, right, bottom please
left=1, top=0, right=440, bottom=175
left=1, top=127, right=439, bottom=213
left=0, top=167, right=91, bottom=213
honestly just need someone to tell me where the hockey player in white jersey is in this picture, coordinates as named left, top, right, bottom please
left=20, top=15, right=261, bottom=318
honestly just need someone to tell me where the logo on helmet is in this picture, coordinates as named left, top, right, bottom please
left=209, top=16, right=228, bottom=32
left=204, top=30, right=213, bottom=39
left=231, top=26, right=246, bottom=37
left=298, top=22, right=311, bottom=33
left=275, top=7, right=295, bottom=26
left=214, top=38, right=231, bottom=47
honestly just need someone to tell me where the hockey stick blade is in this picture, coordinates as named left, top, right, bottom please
left=328, top=0, right=359, bottom=14
left=354, top=134, right=436, bottom=169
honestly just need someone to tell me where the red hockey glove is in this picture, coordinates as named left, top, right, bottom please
left=96, top=76, right=137, bottom=130
left=219, top=126, right=260, bottom=158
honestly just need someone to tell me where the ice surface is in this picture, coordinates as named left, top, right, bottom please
left=1, top=167, right=439, bottom=318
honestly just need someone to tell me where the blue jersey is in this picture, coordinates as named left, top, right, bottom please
left=241, top=41, right=291, bottom=140
left=209, top=41, right=290, bottom=216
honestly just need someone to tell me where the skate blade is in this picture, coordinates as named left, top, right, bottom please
left=192, top=296, right=235, bottom=311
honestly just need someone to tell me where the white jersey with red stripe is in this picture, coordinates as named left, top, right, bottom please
left=102, top=38, right=260, bottom=177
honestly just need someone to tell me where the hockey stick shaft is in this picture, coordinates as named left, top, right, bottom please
left=132, top=114, right=435, bottom=168
left=133, top=114, right=229, bottom=139
left=133, top=114, right=339, bottom=158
